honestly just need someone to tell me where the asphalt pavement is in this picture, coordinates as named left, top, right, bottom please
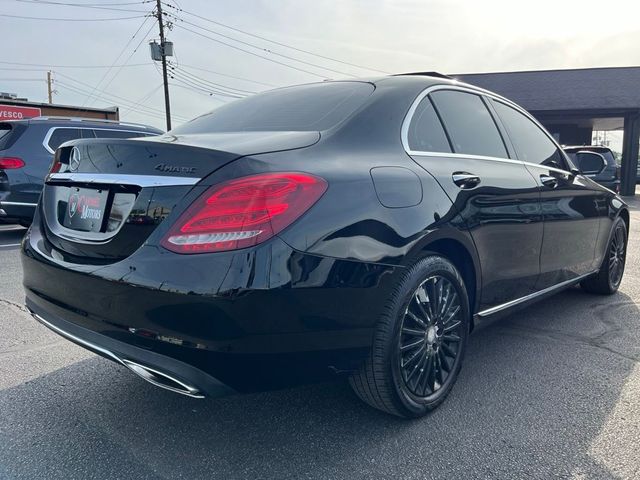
left=1, top=200, right=639, bottom=479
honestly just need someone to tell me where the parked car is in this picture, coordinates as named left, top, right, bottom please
left=22, top=75, right=629, bottom=418
left=563, top=145, right=620, bottom=192
left=0, top=116, right=162, bottom=226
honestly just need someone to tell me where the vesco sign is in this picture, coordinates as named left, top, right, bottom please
left=0, top=105, right=42, bottom=120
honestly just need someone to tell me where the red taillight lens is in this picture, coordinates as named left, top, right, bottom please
left=49, top=159, right=62, bottom=173
left=0, top=157, right=25, bottom=169
left=161, top=172, right=328, bottom=254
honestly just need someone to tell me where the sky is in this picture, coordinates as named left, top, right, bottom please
left=2, top=0, right=640, bottom=131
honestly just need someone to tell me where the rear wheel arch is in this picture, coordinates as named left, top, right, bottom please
left=618, top=207, right=630, bottom=232
left=403, top=232, right=481, bottom=324
left=421, top=239, right=479, bottom=328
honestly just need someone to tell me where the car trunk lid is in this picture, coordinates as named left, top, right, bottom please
left=40, top=131, right=319, bottom=262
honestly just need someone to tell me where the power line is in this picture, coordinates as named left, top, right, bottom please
left=0, top=60, right=152, bottom=69
left=160, top=61, right=241, bottom=98
left=169, top=82, right=227, bottom=103
left=0, top=78, right=44, bottom=81
left=172, top=15, right=357, bottom=78
left=56, top=80, right=189, bottom=123
left=0, top=13, right=147, bottom=20
left=175, top=23, right=329, bottom=79
left=81, top=13, right=155, bottom=106
left=177, top=63, right=278, bottom=88
left=56, top=81, right=166, bottom=121
left=169, top=64, right=256, bottom=95
left=122, top=82, right=163, bottom=114
left=87, top=16, right=158, bottom=105
left=164, top=3, right=390, bottom=75
left=57, top=73, right=188, bottom=119
left=55, top=73, right=189, bottom=121
left=19, top=0, right=152, bottom=5
left=10, top=0, right=152, bottom=13
left=169, top=70, right=244, bottom=98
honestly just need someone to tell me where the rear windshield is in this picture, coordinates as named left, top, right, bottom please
left=171, top=81, right=374, bottom=134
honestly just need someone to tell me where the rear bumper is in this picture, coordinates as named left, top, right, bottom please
left=27, top=299, right=232, bottom=398
left=22, top=220, right=398, bottom=394
left=0, top=199, right=36, bottom=222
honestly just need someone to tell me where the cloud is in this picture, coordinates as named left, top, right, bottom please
left=2, top=0, right=639, bottom=129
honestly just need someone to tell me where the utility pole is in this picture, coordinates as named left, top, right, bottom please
left=46, top=71, right=53, bottom=104
left=156, top=0, right=172, bottom=130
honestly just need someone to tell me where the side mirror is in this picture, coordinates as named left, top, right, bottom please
left=573, top=151, right=606, bottom=176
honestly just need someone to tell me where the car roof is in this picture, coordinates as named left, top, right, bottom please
left=370, top=73, right=510, bottom=100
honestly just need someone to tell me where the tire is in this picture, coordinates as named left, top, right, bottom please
left=349, top=255, right=470, bottom=418
left=581, top=217, right=628, bottom=295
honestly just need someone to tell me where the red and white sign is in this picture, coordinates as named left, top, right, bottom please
left=0, top=105, right=42, bottom=120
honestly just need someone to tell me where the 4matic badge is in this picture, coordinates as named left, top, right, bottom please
left=155, top=163, right=196, bottom=174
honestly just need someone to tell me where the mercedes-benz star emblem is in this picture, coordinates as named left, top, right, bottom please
left=69, top=147, right=81, bottom=172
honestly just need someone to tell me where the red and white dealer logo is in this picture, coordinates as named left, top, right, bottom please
left=0, top=105, right=42, bottom=120
left=68, top=193, right=102, bottom=220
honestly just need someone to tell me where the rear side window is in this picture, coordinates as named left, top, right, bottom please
left=407, top=97, right=451, bottom=153
left=430, top=90, right=508, bottom=158
left=171, top=81, right=374, bottom=134
left=0, top=123, right=14, bottom=150
left=491, top=100, right=564, bottom=168
left=47, top=128, right=82, bottom=151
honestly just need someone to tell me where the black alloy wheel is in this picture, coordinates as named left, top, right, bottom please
left=349, top=255, right=470, bottom=417
left=608, top=222, right=626, bottom=289
left=581, top=217, right=628, bottom=295
left=398, top=275, right=464, bottom=399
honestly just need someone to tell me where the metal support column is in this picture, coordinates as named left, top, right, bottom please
left=620, top=112, right=640, bottom=196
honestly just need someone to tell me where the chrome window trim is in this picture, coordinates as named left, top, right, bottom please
left=0, top=201, right=38, bottom=207
left=46, top=173, right=200, bottom=187
left=401, top=84, right=518, bottom=159
left=42, top=126, right=158, bottom=154
left=401, top=83, right=575, bottom=176
left=409, top=150, right=524, bottom=166
left=475, top=271, right=596, bottom=318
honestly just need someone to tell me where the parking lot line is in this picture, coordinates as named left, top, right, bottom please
left=0, top=243, right=21, bottom=248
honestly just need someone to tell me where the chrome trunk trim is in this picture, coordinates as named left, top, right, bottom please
left=0, top=201, right=38, bottom=207
left=46, top=173, right=200, bottom=187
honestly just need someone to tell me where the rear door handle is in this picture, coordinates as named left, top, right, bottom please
left=452, top=172, right=481, bottom=189
left=540, top=174, right=559, bottom=188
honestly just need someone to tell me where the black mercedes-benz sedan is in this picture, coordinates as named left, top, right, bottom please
left=21, top=74, right=629, bottom=417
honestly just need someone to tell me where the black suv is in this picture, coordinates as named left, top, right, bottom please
left=563, top=145, right=620, bottom=192
left=0, top=116, right=162, bottom=226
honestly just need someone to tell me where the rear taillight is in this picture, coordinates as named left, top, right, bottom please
left=49, top=159, right=62, bottom=173
left=161, top=172, right=328, bottom=254
left=0, top=157, right=24, bottom=169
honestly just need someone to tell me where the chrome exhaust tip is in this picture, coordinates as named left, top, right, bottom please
left=121, top=359, right=204, bottom=398
left=31, top=311, right=205, bottom=399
